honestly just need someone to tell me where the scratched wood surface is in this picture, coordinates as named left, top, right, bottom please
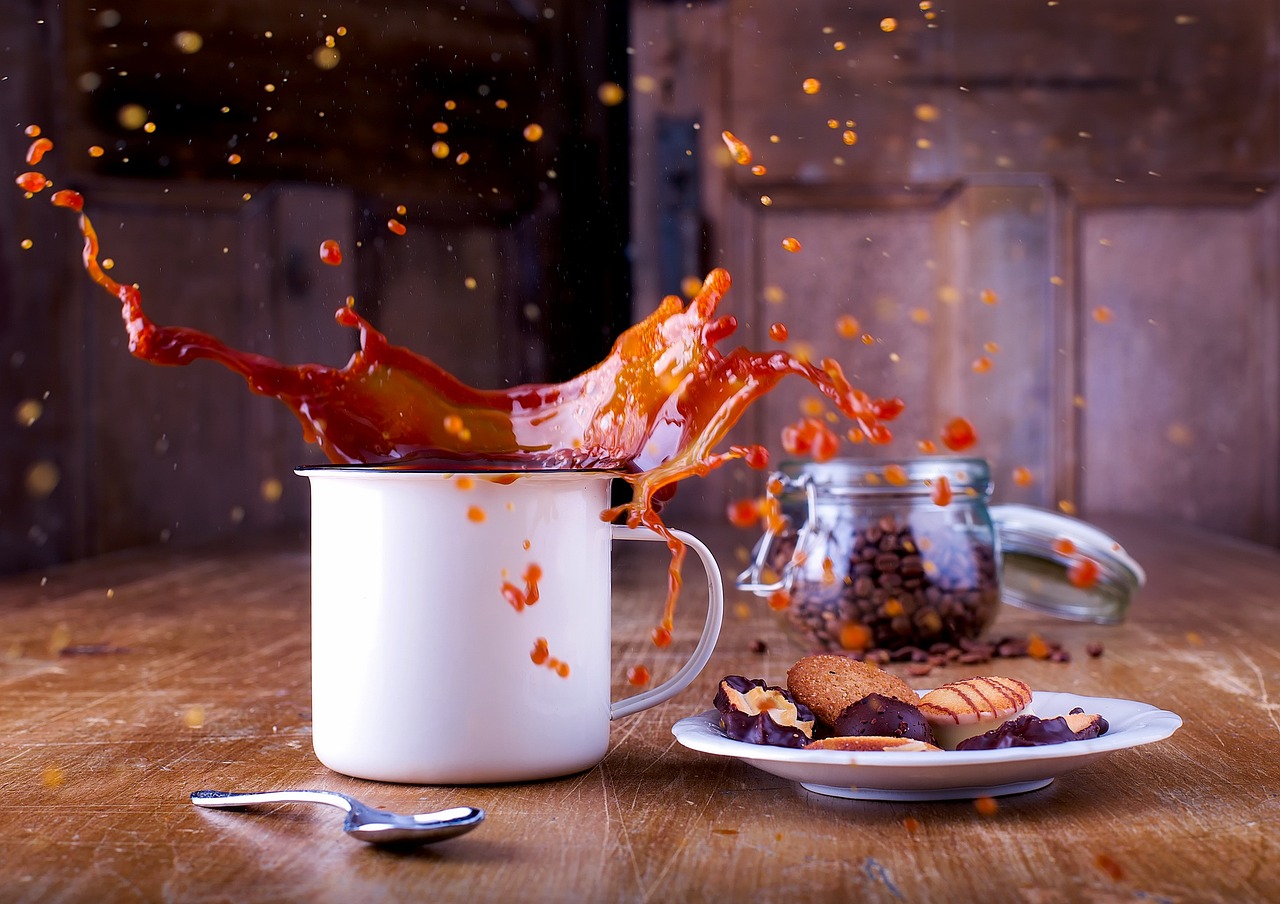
left=0, top=516, right=1276, bottom=903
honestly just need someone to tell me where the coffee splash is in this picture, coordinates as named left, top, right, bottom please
left=25, top=142, right=900, bottom=640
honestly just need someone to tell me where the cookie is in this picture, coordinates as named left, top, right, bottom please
left=786, top=654, right=918, bottom=727
left=805, top=736, right=939, bottom=752
left=954, top=708, right=1108, bottom=751
left=917, top=676, right=1033, bottom=749
left=830, top=692, right=935, bottom=745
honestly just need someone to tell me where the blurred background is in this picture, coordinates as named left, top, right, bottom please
left=3, top=0, right=1278, bottom=575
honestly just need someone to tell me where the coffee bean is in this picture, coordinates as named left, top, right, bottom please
left=877, top=572, right=904, bottom=590
left=862, top=633, right=1076, bottom=669
left=997, top=640, right=1029, bottom=658
left=875, top=552, right=901, bottom=572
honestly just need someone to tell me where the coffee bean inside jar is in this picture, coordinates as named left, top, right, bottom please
left=738, top=458, right=1001, bottom=652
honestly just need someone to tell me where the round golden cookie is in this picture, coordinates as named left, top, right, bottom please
left=786, top=654, right=918, bottom=727
left=805, top=736, right=939, bottom=752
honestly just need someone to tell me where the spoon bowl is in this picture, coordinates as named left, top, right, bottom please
left=191, top=789, right=485, bottom=846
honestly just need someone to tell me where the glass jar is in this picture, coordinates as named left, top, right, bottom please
left=737, top=457, right=1001, bottom=653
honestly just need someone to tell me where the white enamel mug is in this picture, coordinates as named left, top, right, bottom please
left=297, top=466, right=724, bottom=784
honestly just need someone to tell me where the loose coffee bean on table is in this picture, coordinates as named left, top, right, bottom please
left=842, top=633, right=1089, bottom=677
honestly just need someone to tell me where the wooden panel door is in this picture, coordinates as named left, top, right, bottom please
left=632, top=0, right=1280, bottom=548
left=1080, top=201, right=1280, bottom=543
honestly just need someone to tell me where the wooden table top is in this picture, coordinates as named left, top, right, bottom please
left=0, top=515, right=1275, bottom=903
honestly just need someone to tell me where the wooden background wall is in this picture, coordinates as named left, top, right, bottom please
left=632, top=0, right=1280, bottom=548
left=0, top=0, right=628, bottom=574
left=4, top=0, right=1280, bottom=575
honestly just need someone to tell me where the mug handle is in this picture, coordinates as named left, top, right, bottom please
left=608, top=526, right=724, bottom=720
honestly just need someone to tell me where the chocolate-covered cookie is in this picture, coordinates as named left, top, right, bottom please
left=786, top=654, right=918, bottom=727
left=956, top=709, right=1108, bottom=750
left=714, top=675, right=816, bottom=748
left=830, top=692, right=935, bottom=745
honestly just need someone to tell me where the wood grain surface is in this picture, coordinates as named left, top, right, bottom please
left=0, top=516, right=1275, bottom=902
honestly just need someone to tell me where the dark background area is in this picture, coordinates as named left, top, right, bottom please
left=1, top=0, right=634, bottom=573
left=7, top=0, right=1280, bottom=576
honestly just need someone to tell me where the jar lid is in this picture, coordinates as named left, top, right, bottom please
left=991, top=504, right=1145, bottom=624
left=777, top=457, right=992, bottom=496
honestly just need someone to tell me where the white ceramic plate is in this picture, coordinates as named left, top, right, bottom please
left=672, top=691, right=1182, bottom=801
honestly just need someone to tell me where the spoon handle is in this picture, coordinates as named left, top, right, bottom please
left=191, top=789, right=356, bottom=812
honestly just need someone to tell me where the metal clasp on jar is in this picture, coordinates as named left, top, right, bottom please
left=735, top=471, right=824, bottom=595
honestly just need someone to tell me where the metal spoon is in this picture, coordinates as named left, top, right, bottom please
left=190, top=789, right=485, bottom=846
